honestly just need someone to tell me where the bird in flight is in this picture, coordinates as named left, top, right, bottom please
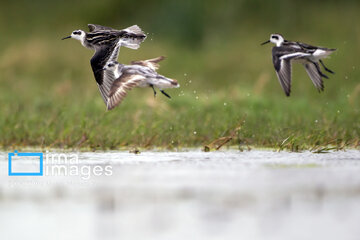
left=62, top=24, right=147, bottom=105
left=261, top=33, right=336, bottom=96
left=102, top=56, right=179, bottom=110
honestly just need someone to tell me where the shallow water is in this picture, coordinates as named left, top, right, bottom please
left=1, top=150, right=360, bottom=240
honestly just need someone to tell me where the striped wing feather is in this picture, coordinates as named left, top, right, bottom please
left=96, top=67, right=117, bottom=105
left=304, top=63, right=324, bottom=92
left=275, top=59, right=292, bottom=96
left=131, top=56, right=165, bottom=71
left=88, top=24, right=115, bottom=32
left=107, top=73, right=145, bottom=110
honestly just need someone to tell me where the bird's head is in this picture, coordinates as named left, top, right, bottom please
left=62, top=30, right=86, bottom=42
left=103, top=61, right=120, bottom=71
left=261, top=33, right=285, bottom=47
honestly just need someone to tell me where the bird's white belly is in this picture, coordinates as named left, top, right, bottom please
left=147, top=78, right=177, bottom=89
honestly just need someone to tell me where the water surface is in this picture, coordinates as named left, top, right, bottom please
left=1, top=150, right=360, bottom=240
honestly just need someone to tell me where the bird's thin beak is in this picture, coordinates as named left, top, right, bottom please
left=261, top=40, right=270, bottom=45
left=62, top=36, right=71, bottom=40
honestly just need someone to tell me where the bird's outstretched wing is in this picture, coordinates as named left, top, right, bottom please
left=106, top=73, right=145, bottom=110
left=90, top=44, right=119, bottom=104
left=131, top=56, right=165, bottom=71
left=88, top=24, right=115, bottom=32
left=304, top=62, right=324, bottom=92
left=272, top=47, right=298, bottom=96
left=273, top=57, right=292, bottom=97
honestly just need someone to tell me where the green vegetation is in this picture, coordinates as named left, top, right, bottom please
left=0, top=0, right=359, bottom=150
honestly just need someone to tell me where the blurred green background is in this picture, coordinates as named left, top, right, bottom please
left=0, top=0, right=359, bottom=150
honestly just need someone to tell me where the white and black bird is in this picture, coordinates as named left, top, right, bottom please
left=101, top=56, right=180, bottom=110
left=62, top=24, right=147, bottom=104
left=261, top=33, right=336, bottom=96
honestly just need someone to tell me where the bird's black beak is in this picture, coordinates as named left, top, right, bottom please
left=261, top=40, right=270, bottom=45
left=62, top=36, right=71, bottom=40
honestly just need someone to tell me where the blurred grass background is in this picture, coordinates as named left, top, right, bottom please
left=0, top=0, right=359, bottom=150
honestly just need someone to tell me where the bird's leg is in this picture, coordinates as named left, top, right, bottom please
left=311, top=61, right=329, bottom=79
left=319, top=60, right=335, bottom=74
left=160, top=90, right=171, bottom=99
left=150, top=85, right=157, bottom=97
left=315, top=62, right=329, bottom=79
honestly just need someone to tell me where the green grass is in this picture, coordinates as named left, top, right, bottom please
left=0, top=0, right=359, bottom=151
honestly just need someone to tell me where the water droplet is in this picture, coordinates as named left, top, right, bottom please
left=193, top=90, right=197, bottom=94
left=247, top=93, right=250, bottom=97
left=195, top=96, right=199, bottom=100
left=337, top=110, right=340, bottom=114
left=178, top=90, right=185, bottom=97
left=345, top=76, right=348, bottom=80
left=224, top=102, right=227, bottom=106
left=188, top=80, right=192, bottom=84
left=315, top=120, right=318, bottom=123
left=184, top=73, right=187, bottom=77
left=193, top=131, right=197, bottom=135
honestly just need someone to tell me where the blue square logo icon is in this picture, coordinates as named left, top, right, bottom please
left=8, top=150, right=43, bottom=176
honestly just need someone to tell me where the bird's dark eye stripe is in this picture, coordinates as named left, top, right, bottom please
left=73, top=31, right=81, bottom=35
left=272, top=36, right=279, bottom=40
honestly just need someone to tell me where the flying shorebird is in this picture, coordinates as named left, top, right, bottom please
left=261, top=33, right=336, bottom=96
left=62, top=24, right=147, bottom=105
left=102, top=56, right=179, bottom=110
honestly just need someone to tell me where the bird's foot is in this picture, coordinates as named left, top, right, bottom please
left=319, top=70, right=329, bottom=79
left=160, top=90, right=171, bottom=99
left=151, top=85, right=157, bottom=98
left=319, top=60, right=335, bottom=74
left=312, top=61, right=329, bottom=79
